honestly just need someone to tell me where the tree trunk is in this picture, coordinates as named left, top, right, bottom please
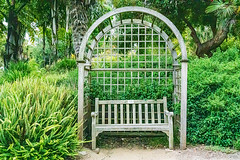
left=4, top=7, right=24, bottom=68
left=183, top=17, right=232, bottom=58
left=69, top=34, right=72, bottom=58
left=43, top=22, right=46, bottom=66
left=196, top=20, right=232, bottom=58
left=65, top=5, right=70, bottom=57
left=51, top=0, right=58, bottom=63
left=69, top=1, right=88, bottom=56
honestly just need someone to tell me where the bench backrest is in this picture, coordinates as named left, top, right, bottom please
left=95, top=97, right=168, bottom=125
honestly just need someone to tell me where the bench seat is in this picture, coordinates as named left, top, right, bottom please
left=95, top=124, right=169, bottom=131
left=91, top=97, right=174, bottom=150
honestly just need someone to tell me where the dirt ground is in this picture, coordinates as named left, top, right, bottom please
left=80, top=147, right=240, bottom=160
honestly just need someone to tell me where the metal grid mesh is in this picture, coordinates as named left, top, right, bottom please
left=90, top=23, right=174, bottom=95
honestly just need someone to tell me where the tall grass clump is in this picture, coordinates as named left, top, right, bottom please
left=0, top=78, right=80, bottom=159
left=0, top=59, right=44, bottom=84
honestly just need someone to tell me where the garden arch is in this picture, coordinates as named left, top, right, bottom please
left=77, top=6, right=188, bottom=149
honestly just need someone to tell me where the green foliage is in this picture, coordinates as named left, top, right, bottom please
left=221, top=37, right=240, bottom=51
left=51, top=68, right=78, bottom=91
left=119, top=81, right=173, bottom=101
left=51, top=58, right=77, bottom=72
left=186, top=47, right=240, bottom=148
left=0, top=59, right=44, bottom=84
left=205, top=145, right=238, bottom=154
left=0, top=33, right=5, bottom=67
left=0, top=78, right=80, bottom=159
left=65, top=68, right=78, bottom=89
left=113, top=0, right=212, bottom=32
left=89, top=80, right=173, bottom=109
left=28, top=37, right=53, bottom=66
left=233, top=139, right=240, bottom=150
left=88, top=0, right=112, bottom=27
left=206, top=0, right=240, bottom=19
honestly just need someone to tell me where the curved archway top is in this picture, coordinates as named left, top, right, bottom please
left=78, top=6, right=188, bottom=62
left=85, top=19, right=179, bottom=65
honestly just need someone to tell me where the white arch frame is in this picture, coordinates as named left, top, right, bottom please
left=85, top=19, right=178, bottom=65
left=77, top=6, right=188, bottom=149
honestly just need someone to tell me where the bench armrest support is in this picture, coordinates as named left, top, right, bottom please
left=91, top=112, right=98, bottom=117
left=91, top=112, right=98, bottom=150
left=164, top=110, right=174, bottom=117
left=164, top=110, right=174, bottom=149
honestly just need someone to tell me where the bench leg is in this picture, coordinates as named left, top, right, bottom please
left=169, top=129, right=173, bottom=149
left=91, top=113, right=97, bottom=150
left=168, top=116, right=174, bottom=149
left=92, top=131, right=96, bottom=150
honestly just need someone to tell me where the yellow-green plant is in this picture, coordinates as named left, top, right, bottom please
left=0, top=78, right=80, bottom=159
left=0, top=59, right=45, bottom=85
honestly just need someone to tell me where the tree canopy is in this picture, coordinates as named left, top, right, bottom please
left=113, top=0, right=240, bottom=57
left=0, top=0, right=239, bottom=67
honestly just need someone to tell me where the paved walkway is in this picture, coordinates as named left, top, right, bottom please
left=80, top=147, right=240, bottom=160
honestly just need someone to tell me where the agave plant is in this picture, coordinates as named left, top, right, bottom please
left=0, top=78, right=81, bottom=159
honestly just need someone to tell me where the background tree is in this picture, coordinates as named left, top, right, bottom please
left=68, top=0, right=89, bottom=56
left=68, top=0, right=111, bottom=56
left=113, top=0, right=240, bottom=58
left=28, top=0, right=51, bottom=66
left=0, top=0, right=31, bottom=68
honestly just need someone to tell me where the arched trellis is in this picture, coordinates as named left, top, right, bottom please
left=85, top=19, right=178, bottom=65
left=77, top=6, right=188, bottom=149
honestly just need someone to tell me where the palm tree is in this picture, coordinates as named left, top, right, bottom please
left=69, top=1, right=89, bottom=56
left=68, top=0, right=110, bottom=56
left=206, top=0, right=240, bottom=20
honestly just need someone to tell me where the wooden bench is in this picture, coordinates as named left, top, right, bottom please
left=91, top=97, right=174, bottom=150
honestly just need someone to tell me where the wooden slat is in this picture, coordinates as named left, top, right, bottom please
left=95, top=124, right=169, bottom=132
left=157, top=103, right=161, bottom=123
left=95, top=98, right=99, bottom=123
left=163, top=97, right=167, bottom=123
left=108, top=104, right=111, bottom=124
left=101, top=131, right=166, bottom=136
left=96, top=98, right=167, bottom=125
left=120, top=104, right=123, bottom=124
left=91, top=68, right=173, bottom=72
left=127, top=104, right=130, bottom=124
left=145, top=104, right=148, bottom=124
left=133, top=104, right=136, bottom=124
left=139, top=104, right=142, bottom=124
left=99, top=99, right=163, bottom=105
left=151, top=103, right=154, bottom=123
left=102, top=104, right=105, bottom=124
left=114, top=104, right=117, bottom=124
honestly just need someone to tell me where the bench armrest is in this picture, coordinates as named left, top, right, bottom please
left=164, top=111, right=174, bottom=117
left=164, top=111, right=174, bottom=149
left=91, top=112, right=98, bottom=117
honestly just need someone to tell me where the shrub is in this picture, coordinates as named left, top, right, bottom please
left=186, top=47, right=240, bottom=148
left=64, top=68, right=78, bottom=89
left=89, top=80, right=173, bottom=101
left=233, top=139, right=240, bottom=150
left=52, top=58, right=77, bottom=72
left=89, top=79, right=174, bottom=111
left=0, top=59, right=44, bottom=84
left=0, top=78, right=80, bottom=159
left=220, top=37, right=240, bottom=52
